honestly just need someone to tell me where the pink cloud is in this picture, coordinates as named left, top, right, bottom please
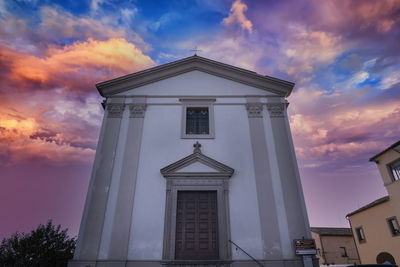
left=0, top=90, right=102, bottom=165
left=223, top=0, right=253, bottom=33
left=289, top=86, right=400, bottom=168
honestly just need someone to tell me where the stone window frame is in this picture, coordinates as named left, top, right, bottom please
left=355, top=226, right=366, bottom=244
left=386, top=216, right=400, bottom=236
left=160, top=143, right=233, bottom=263
left=180, top=98, right=215, bottom=139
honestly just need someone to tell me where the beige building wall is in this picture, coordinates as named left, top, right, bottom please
left=311, top=230, right=359, bottom=265
left=348, top=141, right=400, bottom=265
left=349, top=200, right=399, bottom=264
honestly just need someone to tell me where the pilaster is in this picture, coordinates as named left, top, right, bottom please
left=108, top=98, right=147, bottom=260
left=245, top=99, right=282, bottom=259
left=265, top=99, right=311, bottom=251
left=75, top=99, right=125, bottom=261
left=263, top=101, right=292, bottom=259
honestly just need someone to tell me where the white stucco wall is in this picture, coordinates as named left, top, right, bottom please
left=100, top=71, right=281, bottom=260
left=125, top=102, right=264, bottom=260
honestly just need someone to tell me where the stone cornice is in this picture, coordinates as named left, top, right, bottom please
left=106, top=103, right=125, bottom=118
left=96, top=55, right=295, bottom=97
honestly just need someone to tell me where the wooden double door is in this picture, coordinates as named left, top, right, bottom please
left=175, top=191, right=219, bottom=260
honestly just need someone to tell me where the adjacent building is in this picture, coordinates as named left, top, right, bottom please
left=347, top=141, right=400, bottom=265
left=310, top=227, right=360, bottom=265
left=69, top=55, right=316, bottom=267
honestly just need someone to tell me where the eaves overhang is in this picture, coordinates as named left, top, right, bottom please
left=346, top=196, right=390, bottom=218
left=96, top=55, right=295, bottom=98
left=369, top=140, right=400, bottom=162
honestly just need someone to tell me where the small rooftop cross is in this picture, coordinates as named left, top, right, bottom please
left=190, top=46, right=202, bottom=56
left=193, top=141, right=202, bottom=153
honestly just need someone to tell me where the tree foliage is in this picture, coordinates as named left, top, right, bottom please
left=0, top=220, right=75, bottom=267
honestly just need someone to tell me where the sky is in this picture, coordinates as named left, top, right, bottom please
left=0, top=0, right=399, bottom=240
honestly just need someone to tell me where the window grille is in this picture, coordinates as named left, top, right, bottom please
left=186, top=107, right=209, bottom=135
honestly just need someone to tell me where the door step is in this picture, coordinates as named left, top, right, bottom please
left=161, top=260, right=232, bottom=267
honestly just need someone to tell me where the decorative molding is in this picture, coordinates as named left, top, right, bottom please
left=160, top=142, right=234, bottom=179
left=266, top=103, right=285, bottom=118
left=246, top=103, right=263, bottom=118
left=171, top=179, right=225, bottom=186
left=106, top=103, right=125, bottom=118
left=128, top=103, right=146, bottom=118
left=161, top=143, right=233, bottom=261
left=96, top=55, right=294, bottom=97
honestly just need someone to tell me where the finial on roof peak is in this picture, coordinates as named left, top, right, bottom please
left=193, top=141, right=201, bottom=153
left=190, top=46, right=202, bottom=56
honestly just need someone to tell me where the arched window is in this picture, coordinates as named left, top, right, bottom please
left=376, top=252, right=396, bottom=264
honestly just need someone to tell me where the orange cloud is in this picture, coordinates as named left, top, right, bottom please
left=223, top=0, right=253, bottom=33
left=0, top=91, right=102, bottom=165
left=1, top=38, right=155, bottom=92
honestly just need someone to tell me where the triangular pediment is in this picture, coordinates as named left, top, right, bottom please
left=176, top=161, right=219, bottom=173
left=96, top=55, right=294, bottom=97
left=160, top=142, right=234, bottom=178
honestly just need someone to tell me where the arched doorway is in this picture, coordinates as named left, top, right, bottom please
left=376, top=252, right=396, bottom=264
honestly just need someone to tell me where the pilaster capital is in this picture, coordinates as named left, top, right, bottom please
left=128, top=103, right=147, bottom=118
left=106, top=103, right=125, bottom=118
left=266, top=103, right=285, bottom=118
left=246, top=103, right=263, bottom=118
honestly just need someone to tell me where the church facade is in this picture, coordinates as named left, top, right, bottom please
left=69, top=56, right=313, bottom=267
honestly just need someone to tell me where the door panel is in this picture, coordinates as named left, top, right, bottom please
left=175, top=191, right=218, bottom=260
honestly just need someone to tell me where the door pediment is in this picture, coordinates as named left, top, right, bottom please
left=160, top=142, right=234, bottom=179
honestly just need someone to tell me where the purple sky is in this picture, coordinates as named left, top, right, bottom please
left=0, top=0, right=399, bottom=240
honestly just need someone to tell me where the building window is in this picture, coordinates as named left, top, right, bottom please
left=389, top=160, right=400, bottom=182
left=340, top=247, right=348, bottom=257
left=387, top=217, right=400, bottom=236
left=355, top=227, right=366, bottom=243
left=186, top=107, right=209, bottom=135
left=180, top=99, right=215, bottom=139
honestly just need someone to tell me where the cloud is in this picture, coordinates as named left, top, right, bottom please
left=223, top=0, right=253, bottom=33
left=38, top=6, right=145, bottom=45
left=380, top=71, right=400, bottom=89
left=0, top=35, right=154, bottom=165
left=90, top=0, right=105, bottom=12
left=0, top=91, right=102, bottom=165
left=0, top=38, right=154, bottom=92
left=178, top=33, right=266, bottom=72
left=0, top=4, right=156, bottom=165
left=289, top=85, right=400, bottom=168
left=278, top=24, right=345, bottom=78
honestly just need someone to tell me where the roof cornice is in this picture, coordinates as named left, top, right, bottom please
left=346, top=196, right=390, bottom=217
left=96, top=55, right=295, bottom=97
left=369, top=140, right=400, bottom=162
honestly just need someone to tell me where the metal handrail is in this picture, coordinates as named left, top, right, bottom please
left=228, top=239, right=265, bottom=267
